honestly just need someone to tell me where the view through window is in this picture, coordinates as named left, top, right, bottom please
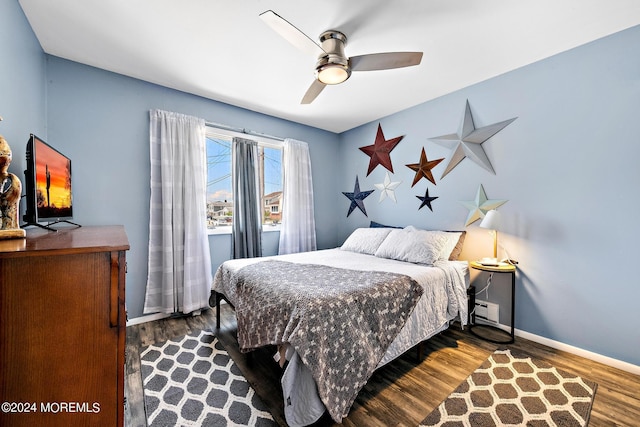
left=206, top=130, right=283, bottom=233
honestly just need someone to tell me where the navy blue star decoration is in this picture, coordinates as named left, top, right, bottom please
left=342, top=176, right=374, bottom=217
left=416, top=187, right=438, bottom=212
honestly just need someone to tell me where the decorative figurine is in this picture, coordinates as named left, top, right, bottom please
left=0, top=126, right=26, bottom=239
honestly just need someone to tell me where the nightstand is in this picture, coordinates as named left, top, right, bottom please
left=468, top=260, right=517, bottom=344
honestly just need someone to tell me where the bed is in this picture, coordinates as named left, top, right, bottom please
left=211, top=226, right=469, bottom=426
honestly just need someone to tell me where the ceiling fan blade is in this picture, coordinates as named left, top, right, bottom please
left=301, top=80, right=326, bottom=104
left=259, top=10, right=325, bottom=57
left=350, top=52, right=423, bottom=71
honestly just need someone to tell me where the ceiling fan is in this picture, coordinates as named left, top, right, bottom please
left=259, top=10, right=423, bottom=104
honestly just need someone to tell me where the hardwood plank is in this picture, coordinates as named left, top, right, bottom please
left=125, top=304, right=640, bottom=427
left=124, top=325, right=146, bottom=427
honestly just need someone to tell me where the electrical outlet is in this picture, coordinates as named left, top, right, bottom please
left=474, top=299, right=499, bottom=324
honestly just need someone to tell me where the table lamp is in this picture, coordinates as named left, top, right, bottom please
left=479, top=209, right=501, bottom=262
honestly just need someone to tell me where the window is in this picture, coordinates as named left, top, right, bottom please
left=205, top=127, right=283, bottom=234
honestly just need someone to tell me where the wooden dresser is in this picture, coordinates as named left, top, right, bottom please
left=0, top=226, right=129, bottom=427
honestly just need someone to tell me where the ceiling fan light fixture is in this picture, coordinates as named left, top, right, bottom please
left=315, top=30, right=351, bottom=85
left=316, top=63, right=351, bottom=85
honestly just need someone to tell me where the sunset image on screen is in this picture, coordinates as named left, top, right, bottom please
left=35, top=139, right=72, bottom=218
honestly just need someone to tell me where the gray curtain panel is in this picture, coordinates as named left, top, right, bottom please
left=232, top=137, right=263, bottom=259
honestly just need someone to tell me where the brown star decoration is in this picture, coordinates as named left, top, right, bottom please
left=406, top=147, right=444, bottom=187
left=359, top=123, right=404, bottom=176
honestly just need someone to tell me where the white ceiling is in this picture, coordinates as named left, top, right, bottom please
left=18, top=0, right=640, bottom=133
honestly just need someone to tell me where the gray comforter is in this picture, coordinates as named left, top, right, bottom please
left=232, top=260, right=424, bottom=423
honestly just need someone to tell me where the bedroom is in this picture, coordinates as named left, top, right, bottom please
left=1, top=0, right=639, bottom=426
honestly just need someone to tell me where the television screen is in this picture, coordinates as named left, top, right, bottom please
left=23, top=134, right=73, bottom=225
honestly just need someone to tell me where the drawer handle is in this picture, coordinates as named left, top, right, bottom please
left=110, top=252, right=119, bottom=328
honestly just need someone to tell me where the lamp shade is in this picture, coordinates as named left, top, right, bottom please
left=479, top=209, right=501, bottom=230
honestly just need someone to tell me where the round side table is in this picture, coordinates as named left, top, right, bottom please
left=468, top=260, right=517, bottom=344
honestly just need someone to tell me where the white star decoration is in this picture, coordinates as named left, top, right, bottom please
left=430, top=100, right=517, bottom=179
left=460, top=184, right=508, bottom=226
left=374, top=172, right=402, bottom=203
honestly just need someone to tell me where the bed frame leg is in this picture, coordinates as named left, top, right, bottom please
left=209, top=290, right=221, bottom=329
left=216, top=292, right=221, bottom=329
left=417, top=342, right=424, bottom=362
left=210, top=291, right=236, bottom=331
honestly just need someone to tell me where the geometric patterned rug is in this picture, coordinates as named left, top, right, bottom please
left=419, top=349, right=597, bottom=427
left=140, top=329, right=276, bottom=426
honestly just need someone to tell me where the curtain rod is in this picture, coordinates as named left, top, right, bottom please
left=205, top=121, right=285, bottom=142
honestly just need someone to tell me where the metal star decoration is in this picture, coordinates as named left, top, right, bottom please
left=430, top=100, right=517, bottom=178
left=374, top=172, right=401, bottom=203
left=417, top=188, right=438, bottom=212
left=460, top=184, right=508, bottom=226
left=406, top=147, right=444, bottom=187
left=342, top=175, right=374, bottom=217
left=359, top=123, right=404, bottom=176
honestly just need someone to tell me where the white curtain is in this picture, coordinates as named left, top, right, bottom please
left=278, top=138, right=317, bottom=255
left=144, top=109, right=213, bottom=314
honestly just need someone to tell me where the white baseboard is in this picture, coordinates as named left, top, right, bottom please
left=126, top=312, right=171, bottom=327
left=488, top=323, right=640, bottom=375
left=126, top=307, right=213, bottom=327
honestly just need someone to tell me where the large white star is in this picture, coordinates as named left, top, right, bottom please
left=374, top=172, right=401, bottom=203
left=460, top=184, right=508, bottom=226
left=430, top=100, right=517, bottom=179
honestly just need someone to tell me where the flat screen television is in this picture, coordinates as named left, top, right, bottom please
left=22, top=134, right=79, bottom=230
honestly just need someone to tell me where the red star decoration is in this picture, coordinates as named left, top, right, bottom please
left=406, top=147, right=444, bottom=187
left=359, top=123, right=404, bottom=176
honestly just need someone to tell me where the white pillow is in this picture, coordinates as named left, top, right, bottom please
left=374, top=227, right=450, bottom=265
left=340, top=227, right=393, bottom=255
left=404, top=226, right=464, bottom=261
left=434, top=231, right=463, bottom=261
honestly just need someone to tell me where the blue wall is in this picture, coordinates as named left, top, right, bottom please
left=0, top=1, right=46, bottom=153
left=4, top=0, right=639, bottom=367
left=337, top=25, right=640, bottom=366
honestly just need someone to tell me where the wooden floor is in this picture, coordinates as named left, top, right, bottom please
left=125, top=305, right=640, bottom=426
